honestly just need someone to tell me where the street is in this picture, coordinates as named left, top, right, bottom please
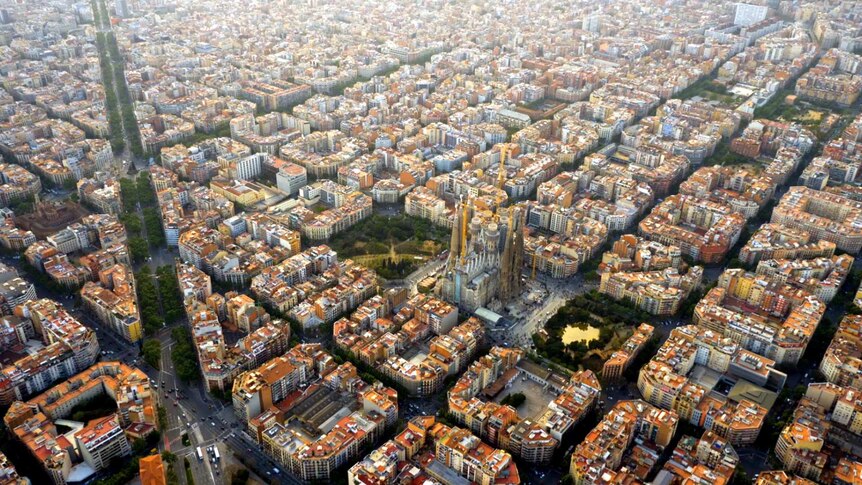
left=488, top=272, right=597, bottom=349
left=153, top=326, right=250, bottom=485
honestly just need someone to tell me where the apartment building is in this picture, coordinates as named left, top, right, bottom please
left=446, top=346, right=599, bottom=463
left=602, top=323, right=655, bottom=383
left=80, top=265, right=142, bottom=343
left=570, top=400, right=678, bottom=484
left=820, top=314, right=862, bottom=390
left=639, top=194, right=745, bottom=263
left=754, top=471, right=817, bottom=485
left=771, top=186, right=862, bottom=254
left=292, top=181, right=373, bottom=240
left=0, top=275, right=36, bottom=315
left=0, top=163, right=41, bottom=207
left=637, top=325, right=774, bottom=445
left=755, top=254, right=852, bottom=304
left=693, top=269, right=826, bottom=366
left=405, top=186, right=454, bottom=228
left=239, top=80, right=312, bottom=111
left=795, top=49, right=862, bottom=107
left=232, top=354, right=304, bottom=425
left=657, top=430, right=738, bottom=484
left=235, top=344, right=397, bottom=481
left=75, top=414, right=132, bottom=471
left=0, top=450, right=26, bottom=485
left=335, top=296, right=482, bottom=397
left=0, top=299, right=99, bottom=404
left=276, top=162, right=308, bottom=196
left=775, top=383, right=862, bottom=481
left=433, top=424, right=521, bottom=485
left=739, top=224, right=836, bottom=266
left=250, top=245, right=338, bottom=312
left=599, top=235, right=703, bottom=316
left=679, top=165, right=776, bottom=219
left=3, top=362, right=156, bottom=485
left=77, top=176, right=122, bottom=215
left=210, top=178, right=269, bottom=206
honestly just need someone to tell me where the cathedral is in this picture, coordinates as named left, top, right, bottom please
left=437, top=199, right=525, bottom=311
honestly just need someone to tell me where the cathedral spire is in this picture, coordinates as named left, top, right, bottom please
left=447, top=197, right=462, bottom=272
left=497, top=145, right=507, bottom=190
left=459, top=197, right=470, bottom=265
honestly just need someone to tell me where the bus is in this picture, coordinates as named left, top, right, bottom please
left=196, top=447, right=203, bottom=461
left=213, top=447, right=220, bottom=461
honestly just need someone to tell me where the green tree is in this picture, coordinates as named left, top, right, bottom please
left=157, top=406, right=168, bottom=429
left=231, top=469, right=250, bottom=485
left=142, top=339, right=161, bottom=369
left=136, top=267, right=162, bottom=334
left=156, top=266, right=182, bottom=324
left=143, top=208, right=165, bottom=247
left=171, top=327, right=200, bottom=382
left=184, top=458, right=196, bottom=485
left=129, top=237, right=150, bottom=263
left=161, top=451, right=176, bottom=464
left=121, top=213, right=142, bottom=235
left=136, top=172, right=155, bottom=206
left=120, top=178, right=138, bottom=212
left=132, top=437, right=149, bottom=455
left=500, top=392, right=526, bottom=407
left=731, top=468, right=751, bottom=485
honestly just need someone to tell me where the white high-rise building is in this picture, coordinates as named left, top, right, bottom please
left=115, top=0, right=130, bottom=18
left=276, top=162, right=308, bottom=196
left=235, top=153, right=265, bottom=180
left=75, top=414, right=132, bottom=471
left=734, top=3, right=768, bottom=26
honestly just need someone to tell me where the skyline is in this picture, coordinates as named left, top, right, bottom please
left=0, top=0, right=861, bottom=485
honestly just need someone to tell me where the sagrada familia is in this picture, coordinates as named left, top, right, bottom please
left=436, top=199, right=525, bottom=311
